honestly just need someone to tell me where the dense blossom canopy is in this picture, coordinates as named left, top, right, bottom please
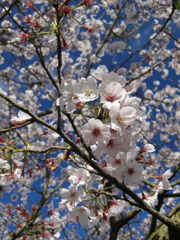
left=0, top=0, right=179, bottom=240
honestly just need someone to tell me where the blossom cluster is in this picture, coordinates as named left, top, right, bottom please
left=53, top=65, right=175, bottom=228
left=56, top=65, right=145, bottom=186
left=54, top=66, right=151, bottom=227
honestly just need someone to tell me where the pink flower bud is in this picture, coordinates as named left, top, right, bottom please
left=156, top=176, right=162, bottom=180
left=62, top=38, right=70, bottom=49
left=26, top=1, right=37, bottom=10
left=70, top=133, right=73, bottom=139
left=32, top=206, right=37, bottom=212
left=146, top=159, right=154, bottom=165
left=83, top=25, right=94, bottom=34
left=20, top=33, right=29, bottom=42
left=63, top=6, right=72, bottom=15
left=75, top=137, right=81, bottom=144
left=28, top=170, right=33, bottom=177
left=80, top=0, right=93, bottom=6
left=75, top=102, right=84, bottom=107
left=36, top=164, right=44, bottom=170
left=30, top=20, right=42, bottom=29
left=23, top=16, right=32, bottom=24
left=43, top=129, right=48, bottom=135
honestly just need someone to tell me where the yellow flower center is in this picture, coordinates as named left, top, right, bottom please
left=85, top=88, right=92, bottom=96
left=68, top=93, right=74, bottom=100
left=116, top=116, right=125, bottom=123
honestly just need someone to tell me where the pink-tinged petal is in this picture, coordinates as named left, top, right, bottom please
left=144, top=144, right=155, bottom=152
left=82, top=119, right=110, bottom=146
left=119, top=107, right=136, bottom=118
left=109, top=102, right=121, bottom=117
left=162, top=169, right=173, bottom=179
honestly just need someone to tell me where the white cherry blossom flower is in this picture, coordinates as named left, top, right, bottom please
left=98, top=137, right=127, bottom=157
left=106, top=152, right=126, bottom=169
left=98, top=82, right=127, bottom=109
left=105, top=152, right=126, bottom=181
left=142, top=191, right=158, bottom=206
left=47, top=208, right=60, bottom=221
left=71, top=206, right=93, bottom=228
left=0, top=168, right=21, bottom=186
left=11, top=110, right=31, bottom=124
left=60, top=185, right=83, bottom=207
left=122, top=95, right=141, bottom=110
left=108, top=200, right=123, bottom=217
left=90, top=65, right=108, bottom=81
left=97, top=128, right=132, bottom=156
left=109, top=102, right=137, bottom=131
left=123, top=160, right=143, bottom=185
left=56, top=80, right=79, bottom=113
left=157, top=169, right=173, bottom=190
left=82, top=118, right=111, bottom=146
left=101, top=71, right=126, bottom=86
left=144, top=144, right=155, bottom=152
left=176, top=110, right=180, bottom=120
left=67, top=167, right=90, bottom=187
left=76, top=77, right=98, bottom=102
left=0, top=158, right=10, bottom=169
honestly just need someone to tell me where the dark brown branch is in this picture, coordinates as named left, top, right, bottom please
left=55, top=4, right=62, bottom=86
left=109, top=209, right=140, bottom=240
left=0, top=146, right=70, bottom=154
left=147, top=210, right=180, bottom=240
left=164, top=193, right=180, bottom=198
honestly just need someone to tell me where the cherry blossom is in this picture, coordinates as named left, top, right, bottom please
left=97, top=131, right=131, bottom=157
left=82, top=118, right=111, bottom=146
left=108, top=200, right=123, bottom=217
left=105, top=152, right=126, bottom=181
left=123, top=160, right=143, bottom=185
left=142, top=191, right=158, bottom=207
left=109, top=102, right=137, bottom=131
left=56, top=80, right=79, bottom=113
left=143, top=144, right=155, bottom=153
left=76, top=77, right=98, bottom=102
left=157, top=169, right=173, bottom=190
left=80, top=0, right=94, bottom=6
left=11, top=110, right=31, bottom=124
left=71, top=206, right=93, bottom=228
left=90, top=65, right=108, bottom=81
left=0, top=168, right=22, bottom=186
left=0, top=158, right=10, bottom=170
left=98, top=82, right=127, bottom=109
left=99, top=71, right=126, bottom=87
left=67, top=166, right=90, bottom=187
left=60, top=185, right=84, bottom=208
